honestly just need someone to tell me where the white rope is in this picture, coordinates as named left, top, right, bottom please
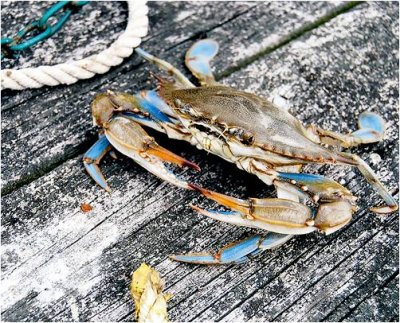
left=1, top=0, right=149, bottom=90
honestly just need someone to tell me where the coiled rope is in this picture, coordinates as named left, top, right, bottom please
left=1, top=0, right=149, bottom=91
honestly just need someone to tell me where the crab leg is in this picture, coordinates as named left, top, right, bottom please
left=188, top=184, right=317, bottom=235
left=185, top=39, right=219, bottom=86
left=312, top=112, right=386, bottom=148
left=259, top=160, right=397, bottom=214
left=170, top=164, right=299, bottom=264
left=170, top=233, right=291, bottom=265
left=137, top=90, right=178, bottom=120
left=188, top=183, right=357, bottom=235
left=85, top=110, right=200, bottom=192
left=103, top=90, right=176, bottom=125
left=135, top=48, right=195, bottom=88
left=104, top=116, right=199, bottom=190
left=83, top=135, right=113, bottom=192
left=344, top=153, right=398, bottom=213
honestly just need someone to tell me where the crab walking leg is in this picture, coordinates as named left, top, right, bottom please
left=104, top=116, right=199, bottom=190
left=130, top=90, right=195, bottom=141
left=122, top=112, right=166, bottom=133
left=83, top=135, right=113, bottom=192
left=311, top=112, right=386, bottom=148
left=170, top=233, right=291, bottom=265
left=185, top=39, right=219, bottom=86
left=345, top=153, right=398, bottom=213
left=102, top=90, right=176, bottom=125
left=135, top=48, right=195, bottom=88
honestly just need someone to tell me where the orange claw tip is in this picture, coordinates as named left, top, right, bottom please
left=370, top=204, right=399, bottom=214
left=147, top=146, right=199, bottom=171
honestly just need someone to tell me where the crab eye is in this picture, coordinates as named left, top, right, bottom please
left=228, top=127, right=254, bottom=145
left=242, top=131, right=255, bottom=145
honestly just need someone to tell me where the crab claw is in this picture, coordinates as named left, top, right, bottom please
left=189, top=184, right=357, bottom=235
left=351, top=111, right=386, bottom=143
left=188, top=184, right=316, bottom=235
left=102, top=116, right=199, bottom=190
left=185, top=39, right=219, bottom=85
left=83, top=135, right=112, bottom=192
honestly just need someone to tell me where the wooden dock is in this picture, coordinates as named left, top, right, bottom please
left=1, top=1, right=398, bottom=321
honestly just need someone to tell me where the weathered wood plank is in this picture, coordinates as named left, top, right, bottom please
left=1, top=1, right=350, bottom=194
left=342, top=274, right=399, bottom=322
left=1, top=1, right=398, bottom=322
left=323, top=273, right=399, bottom=322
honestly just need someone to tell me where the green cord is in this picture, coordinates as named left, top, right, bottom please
left=1, top=1, right=89, bottom=59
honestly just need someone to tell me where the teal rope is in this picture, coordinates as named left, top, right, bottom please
left=1, top=1, right=89, bottom=59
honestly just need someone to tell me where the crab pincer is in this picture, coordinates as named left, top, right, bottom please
left=84, top=92, right=200, bottom=191
left=188, top=184, right=355, bottom=235
left=83, top=135, right=113, bottom=192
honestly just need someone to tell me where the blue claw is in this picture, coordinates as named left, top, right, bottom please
left=83, top=136, right=112, bottom=192
left=185, top=39, right=219, bottom=84
left=358, top=112, right=385, bottom=134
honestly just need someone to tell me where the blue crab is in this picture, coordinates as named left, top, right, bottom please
left=84, top=39, right=398, bottom=265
